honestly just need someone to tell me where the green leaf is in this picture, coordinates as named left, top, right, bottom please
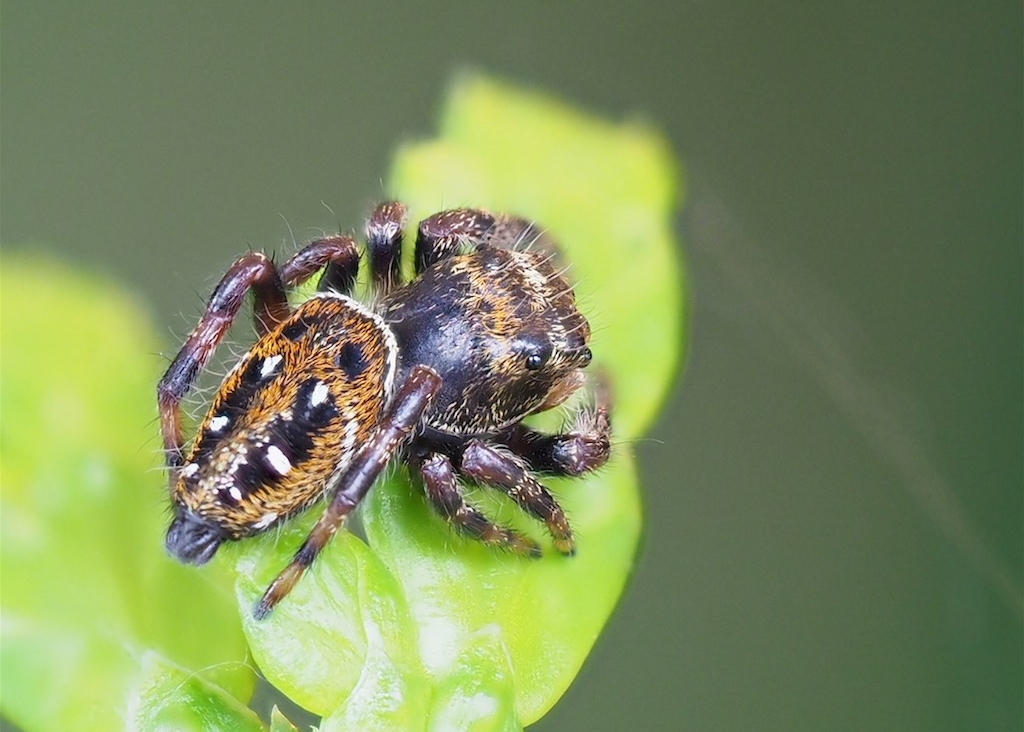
left=0, top=254, right=256, bottom=731
left=238, top=73, right=686, bottom=728
left=230, top=524, right=431, bottom=722
left=131, top=653, right=264, bottom=731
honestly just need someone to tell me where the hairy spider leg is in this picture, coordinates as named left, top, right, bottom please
left=366, top=201, right=407, bottom=294
left=414, top=208, right=498, bottom=273
left=416, top=208, right=565, bottom=271
left=460, top=441, right=576, bottom=556
left=277, top=234, right=361, bottom=295
left=412, top=451, right=542, bottom=557
left=254, top=364, right=443, bottom=619
left=500, top=392, right=612, bottom=477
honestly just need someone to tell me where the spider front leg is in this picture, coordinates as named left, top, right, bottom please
left=158, top=253, right=289, bottom=470
left=416, top=208, right=560, bottom=273
left=502, top=397, right=612, bottom=477
left=411, top=451, right=542, bottom=557
left=460, top=441, right=576, bottom=556
left=254, top=364, right=442, bottom=619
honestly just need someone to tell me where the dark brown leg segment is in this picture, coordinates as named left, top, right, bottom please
left=460, top=441, right=575, bottom=555
left=277, top=235, right=360, bottom=295
left=366, top=202, right=406, bottom=294
left=413, top=452, right=541, bottom=557
left=254, top=365, right=443, bottom=619
left=481, top=215, right=556, bottom=254
left=158, top=252, right=288, bottom=470
left=415, top=208, right=497, bottom=273
left=416, top=208, right=562, bottom=272
left=502, top=400, right=611, bottom=477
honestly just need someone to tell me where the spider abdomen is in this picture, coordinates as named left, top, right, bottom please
left=166, top=294, right=396, bottom=562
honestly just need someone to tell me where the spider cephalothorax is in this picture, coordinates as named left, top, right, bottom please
left=384, top=243, right=593, bottom=435
left=158, top=202, right=611, bottom=618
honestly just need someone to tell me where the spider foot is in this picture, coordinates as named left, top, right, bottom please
left=254, top=560, right=308, bottom=620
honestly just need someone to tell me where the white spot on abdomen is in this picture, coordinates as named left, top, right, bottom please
left=260, top=354, right=283, bottom=378
left=341, top=409, right=360, bottom=454
left=310, top=380, right=330, bottom=406
left=264, top=445, right=293, bottom=475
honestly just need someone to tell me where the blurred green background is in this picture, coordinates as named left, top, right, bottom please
left=2, top=2, right=1020, bottom=730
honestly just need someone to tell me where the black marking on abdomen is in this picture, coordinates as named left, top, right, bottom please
left=210, top=412, right=325, bottom=507
left=336, top=341, right=368, bottom=380
left=268, top=413, right=318, bottom=461
left=217, top=484, right=245, bottom=506
left=281, top=318, right=310, bottom=342
left=223, top=354, right=287, bottom=418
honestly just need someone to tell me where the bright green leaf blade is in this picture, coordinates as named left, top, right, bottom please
left=0, top=254, right=256, bottom=731
left=423, top=626, right=519, bottom=732
left=362, top=446, right=641, bottom=725
left=230, top=522, right=430, bottom=722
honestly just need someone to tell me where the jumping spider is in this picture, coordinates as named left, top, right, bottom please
left=158, top=203, right=611, bottom=618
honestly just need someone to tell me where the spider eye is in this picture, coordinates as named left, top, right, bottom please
left=525, top=353, right=546, bottom=371
left=521, top=334, right=553, bottom=371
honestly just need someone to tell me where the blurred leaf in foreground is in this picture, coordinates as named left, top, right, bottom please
left=0, top=254, right=256, bottom=730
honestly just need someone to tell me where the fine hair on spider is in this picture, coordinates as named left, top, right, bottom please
left=157, top=202, right=612, bottom=619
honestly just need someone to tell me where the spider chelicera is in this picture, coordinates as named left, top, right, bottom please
left=158, top=202, right=612, bottom=618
